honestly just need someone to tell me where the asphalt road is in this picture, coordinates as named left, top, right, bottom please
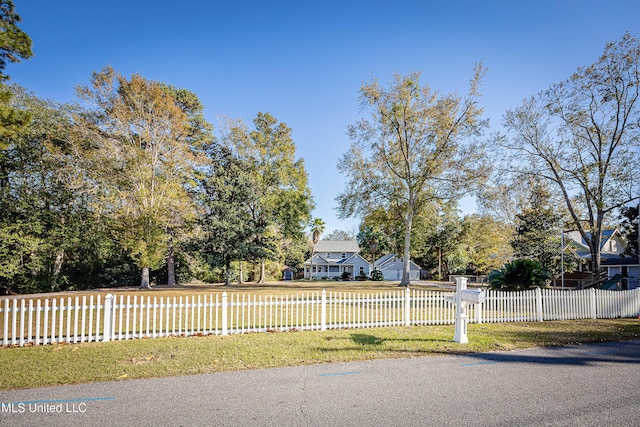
left=2, top=340, right=639, bottom=427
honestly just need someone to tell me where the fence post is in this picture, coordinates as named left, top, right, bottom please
left=475, top=301, right=482, bottom=324
left=453, top=277, right=468, bottom=343
left=590, top=288, right=597, bottom=319
left=321, top=290, right=327, bottom=331
left=221, top=292, right=228, bottom=336
left=103, top=293, right=113, bottom=342
left=2, top=299, right=8, bottom=347
left=535, top=287, right=543, bottom=322
left=404, top=287, right=411, bottom=326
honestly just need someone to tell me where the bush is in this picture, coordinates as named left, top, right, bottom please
left=356, top=271, right=368, bottom=281
left=341, top=271, right=352, bottom=281
left=370, top=269, right=384, bottom=281
left=488, top=259, right=550, bottom=290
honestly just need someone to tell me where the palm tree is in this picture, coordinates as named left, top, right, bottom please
left=309, top=218, right=325, bottom=279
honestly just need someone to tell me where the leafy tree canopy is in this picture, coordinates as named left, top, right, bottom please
left=619, top=206, right=638, bottom=258
left=0, top=1, right=33, bottom=143
left=323, top=229, right=354, bottom=241
left=337, top=65, right=489, bottom=285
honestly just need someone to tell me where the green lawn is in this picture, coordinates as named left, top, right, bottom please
left=1, top=318, right=638, bottom=390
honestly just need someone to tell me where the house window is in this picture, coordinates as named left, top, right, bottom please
left=359, top=266, right=364, bottom=274
left=327, top=253, right=330, bottom=258
left=341, top=253, right=346, bottom=259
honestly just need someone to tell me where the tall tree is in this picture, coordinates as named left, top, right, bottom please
left=501, top=33, right=640, bottom=276
left=158, top=84, right=213, bottom=286
left=0, top=0, right=32, bottom=144
left=0, top=86, right=67, bottom=293
left=74, top=67, right=204, bottom=288
left=200, top=145, right=264, bottom=286
left=421, top=204, right=467, bottom=279
left=0, top=86, right=120, bottom=294
left=509, top=184, right=576, bottom=278
left=337, top=66, right=488, bottom=285
left=310, top=218, right=325, bottom=244
left=359, top=207, right=405, bottom=255
left=225, top=113, right=313, bottom=283
left=619, top=205, right=638, bottom=258
left=308, top=217, right=325, bottom=280
left=357, top=226, right=391, bottom=263
left=459, top=214, right=512, bottom=275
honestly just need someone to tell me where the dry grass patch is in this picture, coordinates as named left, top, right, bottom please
left=1, top=280, right=452, bottom=302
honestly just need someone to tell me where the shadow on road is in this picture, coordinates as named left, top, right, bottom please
left=319, top=333, right=640, bottom=367
left=457, top=340, right=640, bottom=366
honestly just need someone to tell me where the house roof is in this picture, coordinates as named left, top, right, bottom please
left=566, top=229, right=622, bottom=250
left=314, top=240, right=360, bottom=253
left=374, top=254, right=421, bottom=270
left=566, top=228, right=634, bottom=263
left=304, top=252, right=370, bottom=266
left=601, top=256, right=639, bottom=266
left=374, top=254, right=396, bottom=266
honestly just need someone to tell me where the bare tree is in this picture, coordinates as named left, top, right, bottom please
left=500, top=33, right=640, bottom=277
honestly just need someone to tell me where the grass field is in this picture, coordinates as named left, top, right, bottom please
left=3, top=280, right=456, bottom=301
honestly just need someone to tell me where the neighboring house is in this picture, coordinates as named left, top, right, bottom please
left=565, top=229, right=639, bottom=289
left=374, top=254, right=421, bottom=281
left=304, top=240, right=371, bottom=279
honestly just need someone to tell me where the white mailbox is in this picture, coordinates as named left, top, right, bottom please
left=452, top=277, right=485, bottom=344
left=460, top=288, right=486, bottom=304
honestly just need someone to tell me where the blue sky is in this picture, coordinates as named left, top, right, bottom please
left=11, top=1, right=640, bottom=235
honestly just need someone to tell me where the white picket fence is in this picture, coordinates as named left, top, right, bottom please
left=2, top=288, right=639, bottom=347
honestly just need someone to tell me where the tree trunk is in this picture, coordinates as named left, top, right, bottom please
left=53, top=250, right=64, bottom=276
left=140, top=267, right=150, bottom=289
left=400, top=211, right=413, bottom=287
left=224, top=259, right=232, bottom=286
left=438, top=246, right=442, bottom=281
left=258, top=259, right=266, bottom=284
left=589, top=224, right=603, bottom=287
left=239, top=261, right=244, bottom=284
left=167, top=234, right=176, bottom=287
left=51, top=249, right=65, bottom=292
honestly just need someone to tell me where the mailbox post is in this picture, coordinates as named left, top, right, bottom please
left=452, top=277, right=485, bottom=344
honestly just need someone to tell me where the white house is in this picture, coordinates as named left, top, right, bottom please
left=374, top=254, right=421, bottom=281
left=304, top=240, right=371, bottom=280
left=565, top=229, right=639, bottom=289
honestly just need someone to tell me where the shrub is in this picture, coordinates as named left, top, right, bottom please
left=488, top=259, right=550, bottom=290
left=370, top=269, right=384, bottom=281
